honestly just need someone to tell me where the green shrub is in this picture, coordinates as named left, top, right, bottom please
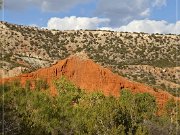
left=0, top=78, right=179, bottom=135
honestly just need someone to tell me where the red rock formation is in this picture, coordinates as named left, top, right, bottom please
left=0, top=56, right=179, bottom=110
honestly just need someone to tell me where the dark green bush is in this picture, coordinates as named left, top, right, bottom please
left=0, top=77, right=179, bottom=135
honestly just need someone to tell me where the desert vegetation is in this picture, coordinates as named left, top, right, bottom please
left=0, top=77, right=180, bottom=135
left=0, top=21, right=180, bottom=96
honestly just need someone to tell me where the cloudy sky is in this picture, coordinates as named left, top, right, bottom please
left=0, top=0, right=180, bottom=33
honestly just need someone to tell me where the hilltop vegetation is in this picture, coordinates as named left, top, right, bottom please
left=0, top=21, right=180, bottom=96
left=0, top=77, right=180, bottom=135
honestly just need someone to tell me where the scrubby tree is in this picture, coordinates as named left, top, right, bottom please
left=134, top=93, right=157, bottom=119
left=1, top=78, right=180, bottom=135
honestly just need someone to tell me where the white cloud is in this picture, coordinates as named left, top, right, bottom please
left=153, top=0, right=166, bottom=7
left=29, top=24, right=39, bottom=27
left=46, top=17, right=180, bottom=34
left=5, top=0, right=169, bottom=28
left=5, top=0, right=90, bottom=12
left=140, top=8, right=150, bottom=17
left=47, top=16, right=110, bottom=30
left=101, top=20, right=180, bottom=34
left=95, top=0, right=167, bottom=26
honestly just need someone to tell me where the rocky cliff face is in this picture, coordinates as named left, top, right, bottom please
left=1, top=56, right=179, bottom=111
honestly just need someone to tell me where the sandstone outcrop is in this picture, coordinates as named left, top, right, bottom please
left=0, top=56, right=179, bottom=110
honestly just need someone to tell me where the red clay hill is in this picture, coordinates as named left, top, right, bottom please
left=0, top=55, right=179, bottom=109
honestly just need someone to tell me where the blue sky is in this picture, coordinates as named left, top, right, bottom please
left=150, top=0, right=179, bottom=23
left=1, top=0, right=180, bottom=33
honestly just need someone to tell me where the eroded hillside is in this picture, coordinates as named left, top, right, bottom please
left=0, top=21, right=180, bottom=96
left=1, top=56, right=179, bottom=111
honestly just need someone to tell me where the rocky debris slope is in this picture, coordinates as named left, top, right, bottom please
left=1, top=56, right=179, bottom=111
left=118, top=65, right=180, bottom=96
left=0, top=67, right=27, bottom=78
